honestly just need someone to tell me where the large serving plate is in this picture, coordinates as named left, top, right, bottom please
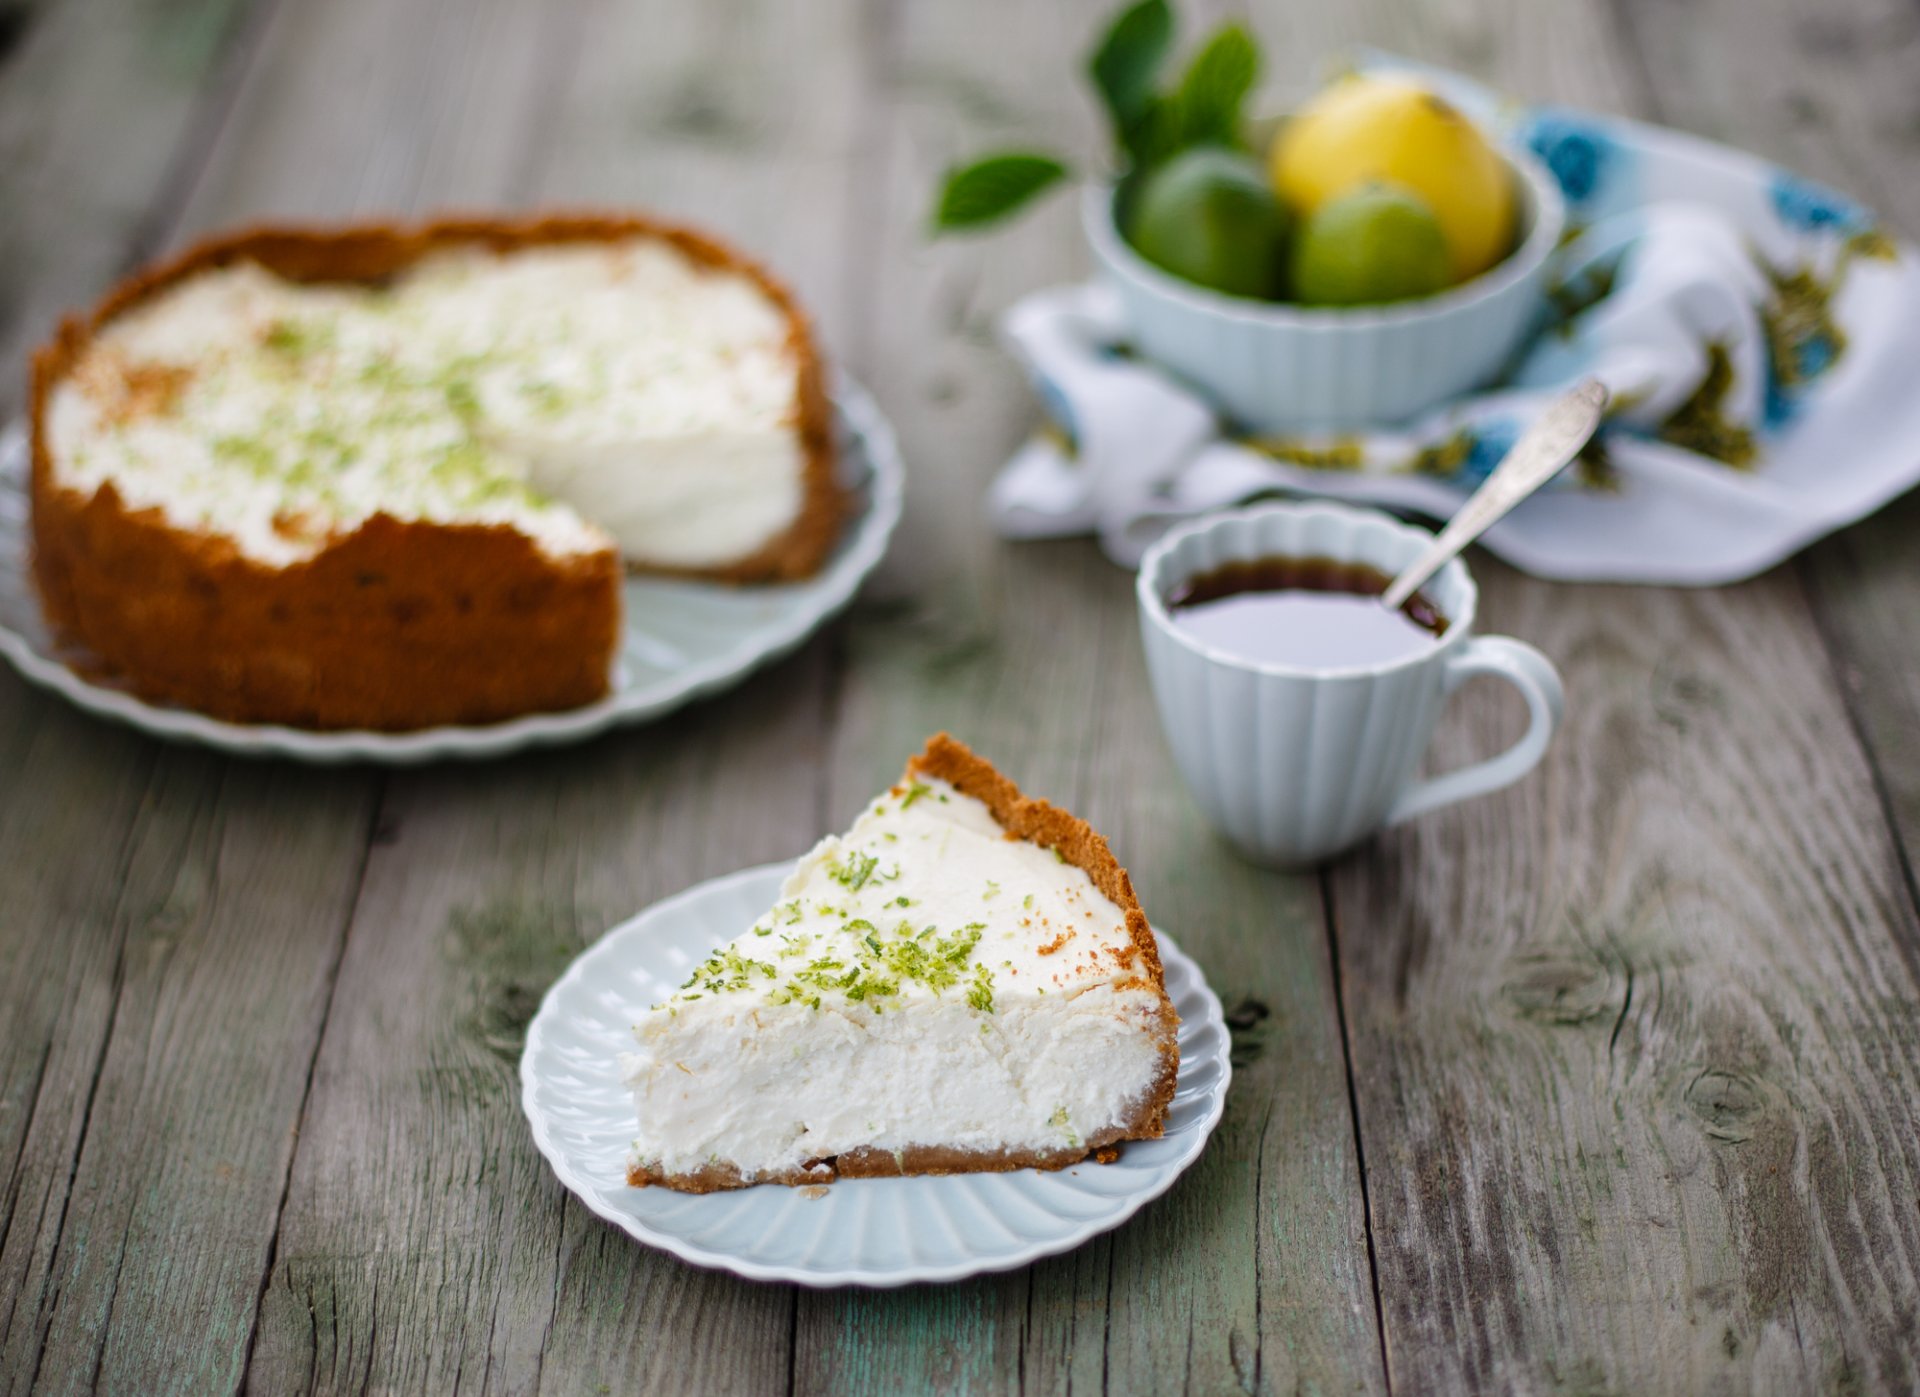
left=0, top=383, right=903, bottom=763
left=521, top=861, right=1231, bottom=1288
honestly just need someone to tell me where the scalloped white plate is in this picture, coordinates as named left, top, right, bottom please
left=520, top=861, right=1231, bottom=1287
left=0, top=384, right=903, bottom=763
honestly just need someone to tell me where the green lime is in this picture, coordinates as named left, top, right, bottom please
left=1288, top=183, right=1452, bottom=306
left=1125, top=149, right=1291, bottom=300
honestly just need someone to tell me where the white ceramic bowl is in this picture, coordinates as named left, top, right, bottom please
left=1084, top=147, right=1566, bottom=434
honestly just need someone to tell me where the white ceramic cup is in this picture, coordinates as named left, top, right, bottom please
left=1137, top=502, right=1564, bottom=867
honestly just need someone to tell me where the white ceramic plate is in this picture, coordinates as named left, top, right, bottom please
left=520, top=861, right=1231, bottom=1288
left=0, top=384, right=903, bottom=763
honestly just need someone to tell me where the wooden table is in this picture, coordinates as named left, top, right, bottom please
left=4, top=0, right=1919, bottom=1390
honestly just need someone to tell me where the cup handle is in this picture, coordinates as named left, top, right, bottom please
left=1382, top=635, right=1565, bottom=828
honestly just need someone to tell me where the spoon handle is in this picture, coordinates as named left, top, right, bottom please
left=1380, top=378, right=1609, bottom=611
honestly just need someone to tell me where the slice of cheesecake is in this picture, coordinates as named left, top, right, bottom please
left=623, top=734, right=1181, bottom=1192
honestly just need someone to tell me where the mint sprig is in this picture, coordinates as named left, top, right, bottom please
left=1089, top=0, right=1175, bottom=164
left=1170, top=23, right=1258, bottom=151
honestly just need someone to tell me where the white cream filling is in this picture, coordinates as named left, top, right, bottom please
left=46, top=242, right=808, bottom=568
left=502, top=430, right=803, bottom=568
left=622, top=776, right=1170, bottom=1182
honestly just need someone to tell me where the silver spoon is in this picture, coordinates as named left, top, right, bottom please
left=1380, top=377, right=1610, bottom=612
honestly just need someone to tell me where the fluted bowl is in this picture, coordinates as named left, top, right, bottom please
left=1085, top=144, right=1565, bottom=434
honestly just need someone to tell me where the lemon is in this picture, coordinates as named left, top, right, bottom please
left=1125, top=149, right=1291, bottom=300
left=1289, top=184, right=1451, bottom=305
left=1268, top=74, right=1516, bottom=282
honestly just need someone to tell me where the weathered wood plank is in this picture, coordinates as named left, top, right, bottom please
left=243, top=683, right=824, bottom=1392
left=0, top=687, right=160, bottom=1393
left=0, top=1, right=389, bottom=1392
left=227, top=0, right=872, bottom=1388
left=792, top=1, right=1382, bottom=1392
left=530, top=0, right=878, bottom=355
left=1295, top=3, right=1920, bottom=1389
left=0, top=0, right=270, bottom=414
left=4, top=0, right=596, bottom=1392
left=22, top=759, right=377, bottom=1395
left=0, top=657, right=376, bottom=1397
left=1611, top=0, right=1920, bottom=954
left=1803, top=512, right=1920, bottom=913
left=171, top=0, right=580, bottom=226
left=8, top=0, right=1916, bottom=1391
left=1333, top=564, right=1920, bottom=1392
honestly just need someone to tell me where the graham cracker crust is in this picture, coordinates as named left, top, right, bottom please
left=624, top=1099, right=1176, bottom=1192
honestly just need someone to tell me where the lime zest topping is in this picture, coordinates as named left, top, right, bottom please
left=680, top=945, right=779, bottom=994
left=967, top=964, right=996, bottom=1013
left=443, top=378, right=481, bottom=421
left=518, top=378, right=567, bottom=416
left=262, top=317, right=337, bottom=359
left=830, top=851, right=881, bottom=892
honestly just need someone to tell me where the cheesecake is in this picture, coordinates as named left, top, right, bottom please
left=28, top=214, right=840, bottom=730
left=622, top=734, right=1181, bottom=1192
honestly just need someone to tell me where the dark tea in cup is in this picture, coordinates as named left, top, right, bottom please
left=1165, top=555, right=1449, bottom=670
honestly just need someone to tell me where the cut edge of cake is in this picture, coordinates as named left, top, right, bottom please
left=624, top=733, right=1181, bottom=1192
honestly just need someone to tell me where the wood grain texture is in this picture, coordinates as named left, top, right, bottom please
left=1612, top=0, right=1920, bottom=956
left=223, top=0, right=870, bottom=1389
left=242, top=683, right=825, bottom=1393
left=0, top=1, right=384, bottom=1393
left=172, top=0, right=582, bottom=225
left=1803, top=508, right=1920, bottom=919
left=791, top=1, right=1381, bottom=1392
left=1297, top=3, right=1920, bottom=1391
left=1332, top=565, right=1920, bottom=1392
left=25, top=760, right=376, bottom=1395
left=0, top=0, right=267, bottom=415
left=0, top=682, right=377, bottom=1397
left=0, top=692, right=160, bottom=1394
left=3, top=0, right=1920, bottom=1390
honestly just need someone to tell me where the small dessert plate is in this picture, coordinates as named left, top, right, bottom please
left=0, top=383, right=903, bottom=764
left=520, top=861, right=1232, bottom=1288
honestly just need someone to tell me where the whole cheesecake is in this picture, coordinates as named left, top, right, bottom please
left=28, top=214, right=840, bottom=730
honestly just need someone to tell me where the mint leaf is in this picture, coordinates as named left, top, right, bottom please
left=1089, top=0, right=1175, bottom=149
left=1120, top=93, right=1181, bottom=171
left=933, top=153, right=1071, bottom=231
left=1172, top=22, right=1258, bottom=150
